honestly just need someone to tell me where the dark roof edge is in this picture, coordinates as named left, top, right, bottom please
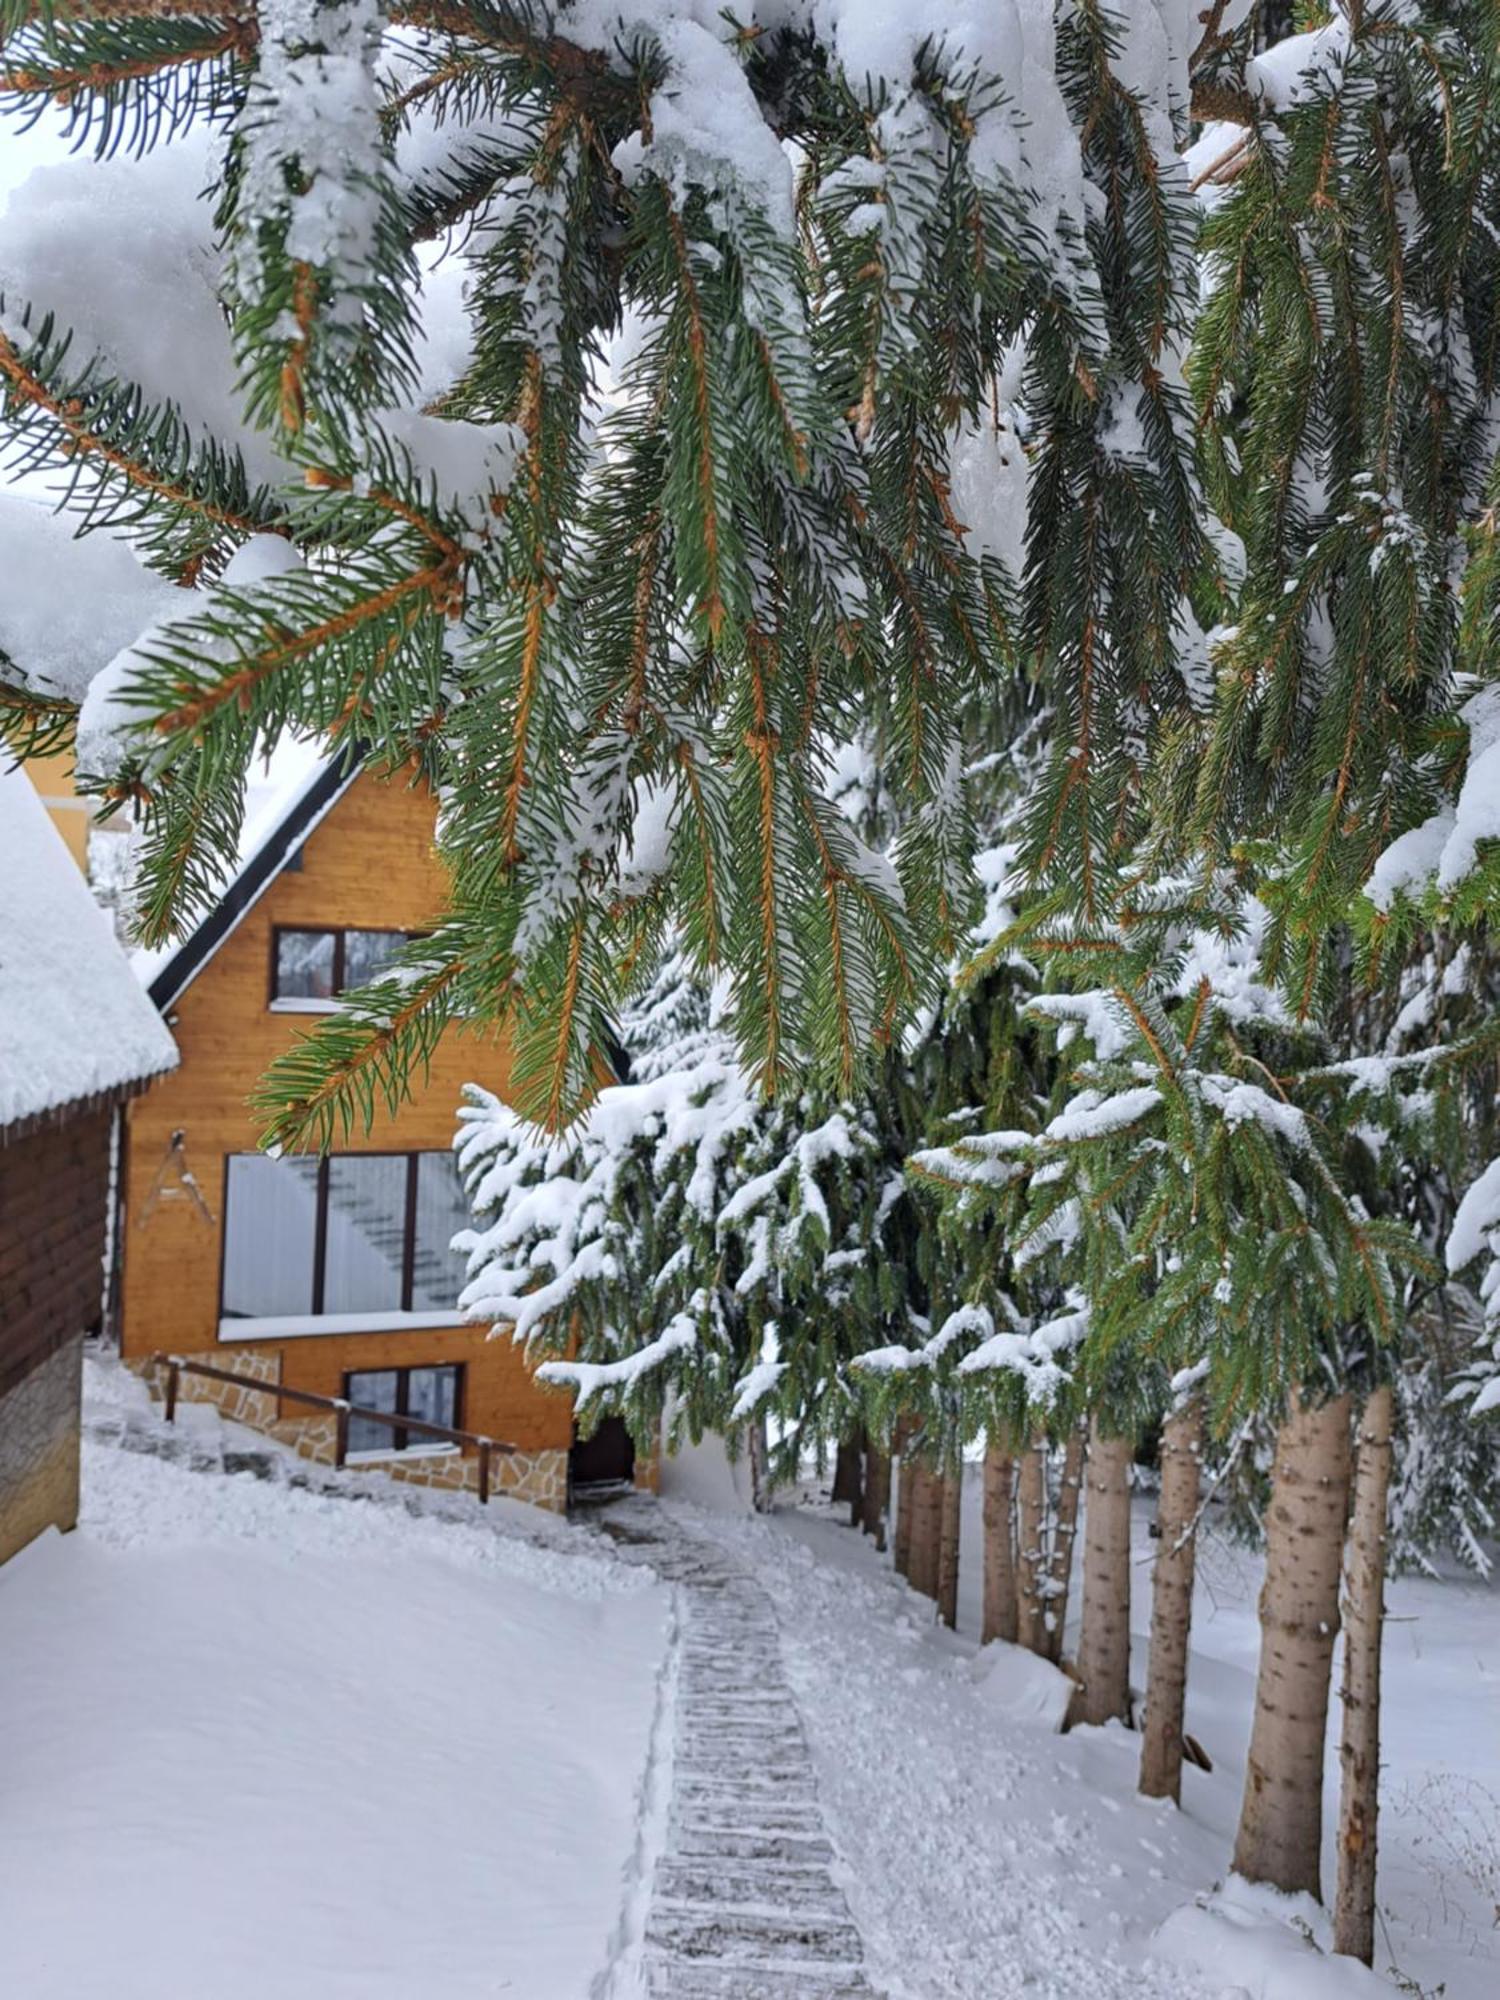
left=147, top=746, right=363, bottom=1014
left=0, top=1069, right=165, bottom=1148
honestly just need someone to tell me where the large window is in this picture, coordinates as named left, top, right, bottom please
left=271, top=928, right=413, bottom=1007
left=344, top=1365, right=463, bottom=1456
left=220, top=1152, right=471, bottom=1322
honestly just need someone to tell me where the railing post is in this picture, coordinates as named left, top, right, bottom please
left=164, top=1359, right=180, bottom=1426
left=334, top=1402, right=350, bottom=1470
left=478, top=1441, right=491, bottom=1506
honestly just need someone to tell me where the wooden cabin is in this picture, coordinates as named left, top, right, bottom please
left=0, top=766, right=177, bottom=1567
left=113, top=758, right=583, bottom=1509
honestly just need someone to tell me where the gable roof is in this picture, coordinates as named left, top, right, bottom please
left=145, top=746, right=361, bottom=1012
left=0, top=763, right=178, bottom=1135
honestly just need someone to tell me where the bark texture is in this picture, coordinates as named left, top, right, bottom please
left=861, top=1444, right=890, bottom=1550
left=893, top=1443, right=915, bottom=1578
left=1043, top=1425, right=1086, bottom=1665
left=748, top=1418, right=773, bottom=1513
left=937, top=1469, right=962, bottom=1629
left=831, top=1431, right=865, bottom=1522
left=1233, top=1391, right=1352, bottom=1898
left=981, top=1441, right=1018, bottom=1645
left=907, top=1460, right=943, bottom=1601
left=1015, top=1435, right=1049, bottom=1655
left=1070, top=1421, right=1133, bottom=1726
left=1139, top=1396, right=1204, bottom=1803
left=1333, top=1384, right=1394, bottom=1965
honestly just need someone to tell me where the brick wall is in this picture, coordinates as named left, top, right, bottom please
left=0, top=1113, right=111, bottom=1565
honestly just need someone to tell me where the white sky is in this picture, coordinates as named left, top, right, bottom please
left=0, top=109, right=76, bottom=214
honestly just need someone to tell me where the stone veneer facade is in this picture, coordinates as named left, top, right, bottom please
left=0, top=1334, right=84, bottom=1567
left=131, top=1349, right=569, bottom=1512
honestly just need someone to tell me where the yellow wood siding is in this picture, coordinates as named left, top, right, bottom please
left=118, top=769, right=571, bottom=1458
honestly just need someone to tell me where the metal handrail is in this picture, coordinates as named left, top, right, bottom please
left=151, top=1351, right=516, bottom=1503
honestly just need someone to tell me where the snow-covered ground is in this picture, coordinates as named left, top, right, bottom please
left=2, top=1373, right=1493, bottom=1999
left=714, top=1471, right=1498, bottom=2000
left=0, top=1365, right=668, bottom=2000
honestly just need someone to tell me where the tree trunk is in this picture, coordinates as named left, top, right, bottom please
left=1043, top=1424, right=1086, bottom=1665
left=908, top=1461, right=943, bottom=1602
left=1140, top=1396, right=1203, bottom=1803
left=861, top=1444, right=890, bottom=1551
left=1015, top=1435, right=1049, bottom=1654
left=937, top=1468, right=962, bottom=1629
left=894, top=1440, right=915, bottom=1578
left=1233, top=1390, right=1352, bottom=1899
left=1070, top=1420, right=1133, bottom=1726
left=1333, top=1384, right=1394, bottom=1965
left=748, top=1417, right=774, bottom=1513
left=832, top=1429, right=865, bottom=1523
left=981, top=1440, right=1018, bottom=1645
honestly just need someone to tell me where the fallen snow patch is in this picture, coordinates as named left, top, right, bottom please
left=0, top=1392, right=667, bottom=2000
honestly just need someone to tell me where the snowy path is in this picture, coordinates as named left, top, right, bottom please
left=598, top=1500, right=879, bottom=2000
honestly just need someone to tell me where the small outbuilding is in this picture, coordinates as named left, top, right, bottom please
left=0, top=764, right=177, bottom=1566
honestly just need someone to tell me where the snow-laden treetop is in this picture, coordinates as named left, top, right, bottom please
left=2, top=1, right=1498, bottom=1147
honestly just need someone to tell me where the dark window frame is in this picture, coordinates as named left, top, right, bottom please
left=219, top=1150, right=467, bottom=1320
left=269, top=925, right=413, bottom=1007
left=342, top=1363, right=465, bottom=1454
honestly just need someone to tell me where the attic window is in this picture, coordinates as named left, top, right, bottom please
left=272, top=928, right=411, bottom=1008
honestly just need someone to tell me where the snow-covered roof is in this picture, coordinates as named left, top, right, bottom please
left=0, top=763, right=178, bottom=1133
left=143, top=744, right=360, bottom=1011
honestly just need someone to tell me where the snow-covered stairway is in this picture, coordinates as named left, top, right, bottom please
left=598, top=1501, right=879, bottom=2000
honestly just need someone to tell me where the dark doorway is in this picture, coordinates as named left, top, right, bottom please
left=570, top=1416, right=636, bottom=1496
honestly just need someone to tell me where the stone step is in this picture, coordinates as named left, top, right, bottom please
left=676, top=1732, right=807, bottom=1765
left=667, top=1825, right=836, bottom=1869
left=674, top=1772, right=820, bottom=1811
left=671, top=1799, right=829, bottom=1841
left=654, top=1862, right=852, bottom=1916
left=647, top=1963, right=876, bottom=1999
left=645, top=1908, right=864, bottom=1967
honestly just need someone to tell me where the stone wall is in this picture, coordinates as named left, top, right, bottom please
left=0, top=1334, right=83, bottom=1566
left=134, top=1346, right=282, bottom=1430
left=133, top=1350, right=567, bottom=1513
left=267, top=1409, right=567, bottom=1511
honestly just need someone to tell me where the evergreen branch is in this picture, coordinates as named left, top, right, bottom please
left=0, top=321, right=273, bottom=551
left=151, top=557, right=462, bottom=740
left=255, top=959, right=468, bottom=1153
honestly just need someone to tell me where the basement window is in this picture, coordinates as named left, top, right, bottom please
left=344, top=1364, right=463, bottom=1456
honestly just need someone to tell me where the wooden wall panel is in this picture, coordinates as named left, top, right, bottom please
left=0, top=1113, right=110, bottom=1400
left=118, top=771, right=571, bottom=1456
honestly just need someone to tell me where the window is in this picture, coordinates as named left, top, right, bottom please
left=271, top=928, right=412, bottom=1007
left=219, top=1152, right=472, bottom=1322
left=344, top=1364, right=462, bottom=1455
left=221, top=1156, right=320, bottom=1318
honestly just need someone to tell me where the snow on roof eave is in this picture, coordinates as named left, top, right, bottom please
left=146, top=748, right=364, bottom=1015
left=0, top=766, right=179, bottom=1134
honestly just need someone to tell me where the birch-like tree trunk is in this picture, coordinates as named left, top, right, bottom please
left=1233, top=1390, right=1352, bottom=1898
left=1015, top=1433, right=1049, bottom=1654
left=981, top=1440, right=1018, bottom=1645
left=862, top=1443, right=890, bottom=1550
left=1333, top=1383, right=1394, bottom=1964
left=937, top=1467, right=963, bottom=1628
left=1070, top=1420, right=1133, bottom=1725
left=748, top=1416, right=773, bottom=1513
left=1139, top=1395, right=1203, bottom=1803
left=1043, top=1425, right=1086, bottom=1666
